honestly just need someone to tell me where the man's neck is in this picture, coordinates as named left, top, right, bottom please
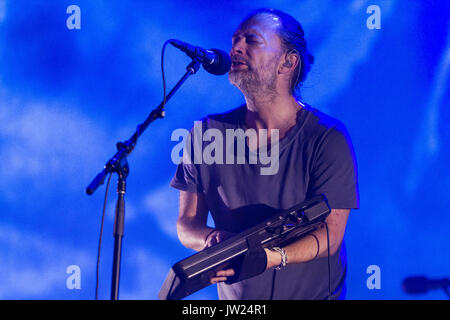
left=244, top=93, right=302, bottom=137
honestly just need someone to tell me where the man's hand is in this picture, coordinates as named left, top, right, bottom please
left=209, top=242, right=275, bottom=285
left=210, top=269, right=235, bottom=284
left=205, top=230, right=235, bottom=284
left=204, top=229, right=235, bottom=249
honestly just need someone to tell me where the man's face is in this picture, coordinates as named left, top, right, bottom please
left=228, top=14, right=285, bottom=95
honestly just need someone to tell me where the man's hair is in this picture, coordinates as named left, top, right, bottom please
left=242, top=8, right=314, bottom=96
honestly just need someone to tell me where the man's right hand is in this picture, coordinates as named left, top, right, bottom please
left=204, top=229, right=236, bottom=284
left=176, top=191, right=236, bottom=284
left=204, top=229, right=234, bottom=249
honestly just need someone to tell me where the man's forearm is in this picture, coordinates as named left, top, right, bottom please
left=265, top=223, right=342, bottom=269
left=287, top=224, right=337, bottom=260
left=266, top=209, right=349, bottom=269
left=177, top=217, right=214, bottom=251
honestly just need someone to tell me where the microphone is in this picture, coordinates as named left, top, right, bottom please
left=169, top=39, right=231, bottom=75
left=402, top=276, right=449, bottom=294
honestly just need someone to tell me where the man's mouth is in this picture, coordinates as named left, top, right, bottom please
left=231, top=60, right=248, bottom=70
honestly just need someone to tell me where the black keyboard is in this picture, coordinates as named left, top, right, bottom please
left=159, top=194, right=331, bottom=300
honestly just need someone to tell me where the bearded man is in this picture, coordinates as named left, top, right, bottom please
left=170, top=8, right=359, bottom=300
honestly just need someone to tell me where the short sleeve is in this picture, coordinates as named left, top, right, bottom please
left=170, top=161, right=203, bottom=193
left=308, top=124, right=360, bottom=209
left=169, top=123, right=204, bottom=193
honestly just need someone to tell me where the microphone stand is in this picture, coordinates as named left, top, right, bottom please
left=86, top=59, right=202, bottom=300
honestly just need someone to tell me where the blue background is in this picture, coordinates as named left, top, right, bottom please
left=0, top=0, right=448, bottom=300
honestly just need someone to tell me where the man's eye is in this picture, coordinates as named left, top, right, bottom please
left=231, top=35, right=261, bottom=45
left=246, top=36, right=261, bottom=44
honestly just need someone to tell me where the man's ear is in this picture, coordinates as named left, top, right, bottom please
left=279, top=50, right=300, bottom=74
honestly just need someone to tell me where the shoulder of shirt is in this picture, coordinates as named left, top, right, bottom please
left=302, top=103, right=349, bottom=139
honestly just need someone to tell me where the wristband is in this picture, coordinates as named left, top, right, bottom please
left=270, top=247, right=287, bottom=270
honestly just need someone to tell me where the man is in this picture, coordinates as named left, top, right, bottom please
left=170, top=8, right=359, bottom=299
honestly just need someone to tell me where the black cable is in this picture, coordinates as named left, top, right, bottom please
left=270, top=221, right=332, bottom=300
left=133, top=40, right=171, bottom=149
left=95, top=173, right=112, bottom=300
left=324, top=221, right=331, bottom=300
left=161, top=40, right=171, bottom=113
left=269, top=213, right=293, bottom=300
left=269, top=269, right=277, bottom=300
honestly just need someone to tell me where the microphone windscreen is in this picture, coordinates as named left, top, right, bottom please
left=203, top=49, right=231, bottom=75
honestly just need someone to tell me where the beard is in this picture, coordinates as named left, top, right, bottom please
left=228, top=56, right=279, bottom=99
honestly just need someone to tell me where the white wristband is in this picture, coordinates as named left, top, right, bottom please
left=271, top=247, right=287, bottom=270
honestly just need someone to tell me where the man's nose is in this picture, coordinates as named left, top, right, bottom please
left=230, top=39, right=245, bottom=56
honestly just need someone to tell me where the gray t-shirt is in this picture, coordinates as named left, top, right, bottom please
left=170, top=103, right=359, bottom=300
